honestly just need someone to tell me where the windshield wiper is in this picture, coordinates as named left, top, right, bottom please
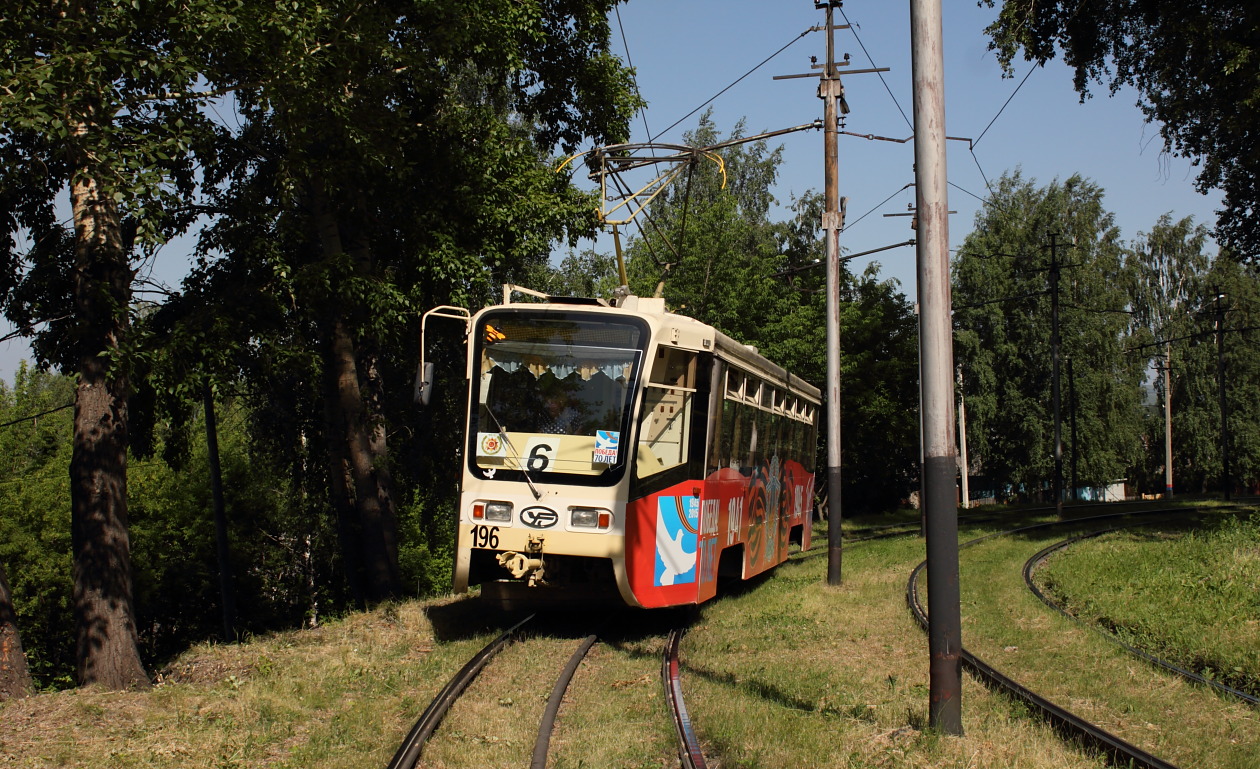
left=483, top=402, right=542, bottom=500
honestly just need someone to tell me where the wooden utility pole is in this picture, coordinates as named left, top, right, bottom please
left=774, top=0, right=887, bottom=585
left=1164, top=343, right=1174, bottom=498
left=1048, top=232, right=1064, bottom=515
left=910, top=0, right=963, bottom=735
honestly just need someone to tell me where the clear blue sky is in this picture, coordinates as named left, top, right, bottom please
left=593, top=0, right=1223, bottom=292
left=0, top=1, right=1225, bottom=383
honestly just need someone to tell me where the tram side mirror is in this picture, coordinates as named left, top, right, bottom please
left=415, top=361, right=435, bottom=407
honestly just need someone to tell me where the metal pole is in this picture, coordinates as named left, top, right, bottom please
left=1164, top=342, right=1174, bottom=499
left=821, top=1, right=844, bottom=586
left=1049, top=233, right=1063, bottom=516
left=910, top=0, right=962, bottom=735
left=203, top=382, right=236, bottom=641
left=1068, top=356, right=1077, bottom=503
left=958, top=366, right=969, bottom=509
left=1215, top=291, right=1231, bottom=500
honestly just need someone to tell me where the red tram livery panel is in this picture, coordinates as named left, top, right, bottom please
left=426, top=292, right=819, bottom=608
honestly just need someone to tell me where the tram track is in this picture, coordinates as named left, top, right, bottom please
left=907, top=506, right=1250, bottom=769
left=385, top=615, right=706, bottom=769
left=1023, top=521, right=1260, bottom=708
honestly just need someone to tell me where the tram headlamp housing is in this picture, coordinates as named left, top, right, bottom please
left=474, top=502, right=512, bottom=522
left=570, top=507, right=611, bottom=529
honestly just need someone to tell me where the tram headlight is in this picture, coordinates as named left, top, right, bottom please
left=571, top=507, right=611, bottom=529
left=475, top=502, right=512, bottom=522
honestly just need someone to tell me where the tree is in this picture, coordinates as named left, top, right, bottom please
left=983, top=1, right=1260, bottom=259
left=1126, top=214, right=1210, bottom=493
left=0, top=365, right=76, bottom=688
left=1167, top=258, right=1260, bottom=494
left=0, top=1, right=242, bottom=688
left=954, top=171, right=1145, bottom=499
left=624, top=114, right=786, bottom=341
left=179, top=0, right=638, bottom=603
left=0, top=559, right=32, bottom=700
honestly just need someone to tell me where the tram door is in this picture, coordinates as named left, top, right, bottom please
left=626, top=347, right=718, bottom=606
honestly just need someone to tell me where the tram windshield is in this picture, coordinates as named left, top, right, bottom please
left=471, top=312, right=645, bottom=482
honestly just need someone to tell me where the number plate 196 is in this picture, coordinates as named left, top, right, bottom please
left=470, top=525, right=500, bottom=549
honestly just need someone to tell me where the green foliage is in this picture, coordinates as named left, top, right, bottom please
left=396, top=489, right=456, bottom=597
left=954, top=171, right=1145, bottom=498
left=983, top=1, right=1260, bottom=260
left=0, top=0, right=233, bottom=369
left=1125, top=214, right=1260, bottom=494
left=0, top=365, right=75, bottom=688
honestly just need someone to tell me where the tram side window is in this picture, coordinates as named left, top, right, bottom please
left=637, top=348, right=697, bottom=479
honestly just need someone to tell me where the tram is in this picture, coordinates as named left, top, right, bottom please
left=422, top=290, right=820, bottom=608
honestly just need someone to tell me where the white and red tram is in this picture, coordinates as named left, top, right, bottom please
left=438, top=293, right=819, bottom=608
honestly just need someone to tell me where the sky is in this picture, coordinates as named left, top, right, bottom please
left=595, top=0, right=1223, bottom=294
left=0, top=1, right=1225, bottom=384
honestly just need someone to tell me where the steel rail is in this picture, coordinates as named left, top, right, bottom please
left=906, top=510, right=1192, bottom=769
left=662, top=627, right=707, bottom=769
left=1024, top=524, right=1260, bottom=707
left=530, top=633, right=600, bottom=769
left=385, top=614, right=534, bottom=769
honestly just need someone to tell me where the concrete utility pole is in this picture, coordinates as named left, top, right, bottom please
left=820, top=1, right=846, bottom=585
left=910, top=0, right=962, bottom=735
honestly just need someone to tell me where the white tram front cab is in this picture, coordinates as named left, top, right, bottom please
left=449, top=294, right=819, bottom=609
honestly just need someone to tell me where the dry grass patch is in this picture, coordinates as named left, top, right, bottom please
left=0, top=598, right=510, bottom=768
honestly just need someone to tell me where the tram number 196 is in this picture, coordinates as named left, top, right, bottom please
left=470, top=525, right=500, bottom=549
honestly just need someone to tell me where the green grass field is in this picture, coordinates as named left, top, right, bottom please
left=1, top=505, right=1256, bottom=768
left=1035, top=511, right=1260, bottom=696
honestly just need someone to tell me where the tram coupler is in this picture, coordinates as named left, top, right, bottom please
left=496, top=534, right=548, bottom=585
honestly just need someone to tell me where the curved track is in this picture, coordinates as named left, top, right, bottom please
left=1024, top=524, right=1260, bottom=708
left=662, top=627, right=707, bottom=769
left=386, top=614, right=536, bottom=769
left=386, top=617, right=704, bottom=768
left=907, top=509, right=1194, bottom=769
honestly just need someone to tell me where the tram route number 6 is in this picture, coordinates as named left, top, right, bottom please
left=523, top=438, right=557, bottom=473
left=471, top=525, right=500, bottom=549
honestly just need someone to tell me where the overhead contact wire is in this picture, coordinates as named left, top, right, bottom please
left=651, top=28, right=812, bottom=142
left=614, top=6, right=654, bottom=150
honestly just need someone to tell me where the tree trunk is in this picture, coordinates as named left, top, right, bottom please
left=0, top=560, right=32, bottom=700
left=69, top=152, right=149, bottom=690
left=311, top=186, right=401, bottom=603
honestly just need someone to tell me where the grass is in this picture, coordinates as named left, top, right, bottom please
left=952, top=507, right=1260, bottom=769
left=680, top=516, right=1110, bottom=769
left=1035, top=512, right=1260, bottom=695
left=0, top=504, right=1254, bottom=767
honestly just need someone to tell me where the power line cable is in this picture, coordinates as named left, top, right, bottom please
left=838, top=7, right=912, bottom=131
left=0, top=402, right=73, bottom=429
left=974, top=64, right=1038, bottom=147
left=949, top=180, right=987, bottom=204
left=651, top=28, right=812, bottom=142
left=969, top=146, right=995, bottom=198
left=841, top=182, right=913, bottom=234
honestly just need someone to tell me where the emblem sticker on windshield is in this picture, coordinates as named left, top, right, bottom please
left=478, top=432, right=506, bottom=457
left=593, top=430, right=619, bottom=464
